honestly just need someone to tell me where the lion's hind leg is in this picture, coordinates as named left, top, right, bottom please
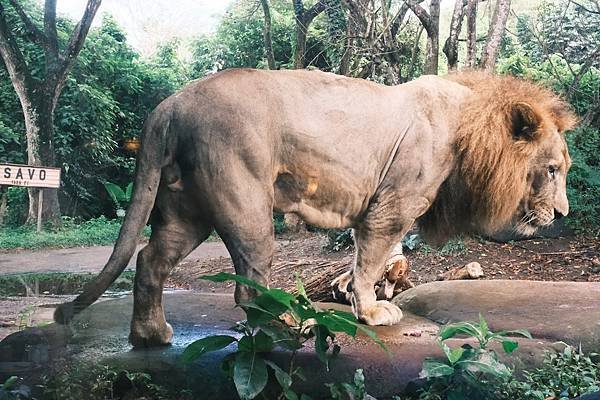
left=129, top=213, right=211, bottom=348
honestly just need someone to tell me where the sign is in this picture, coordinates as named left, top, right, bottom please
left=0, top=163, right=61, bottom=189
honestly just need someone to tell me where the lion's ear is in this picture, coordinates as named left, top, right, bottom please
left=552, top=102, right=579, bottom=132
left=511, top=102, right=540, bottom=141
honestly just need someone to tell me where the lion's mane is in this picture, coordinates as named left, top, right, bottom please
left=418, top=71, right=577, bottom=243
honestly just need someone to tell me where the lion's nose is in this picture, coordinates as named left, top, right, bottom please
left=554, top=209, right=564, bottom=220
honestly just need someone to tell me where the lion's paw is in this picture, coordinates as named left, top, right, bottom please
left=129, top=320, right=173, bottom=348
left=331, top=271, right=353, bottom=304
left=358, top=301, right=403, bottom=326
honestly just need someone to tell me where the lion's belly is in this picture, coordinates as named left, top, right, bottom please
left=272, top=167, right=371, bottom=229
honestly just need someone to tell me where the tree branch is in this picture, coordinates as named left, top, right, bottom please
left=57, top=0, right=102, bottom=85
left=0, top=1, right=32, bottom=94
left=44, top=0, right=58, bottom=59
left=404, top=0, right=432, bottom=36
left=7, top=0, right=46, bottom=46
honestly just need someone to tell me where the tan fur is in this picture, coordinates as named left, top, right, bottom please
left=419, top=72, right=577, bottom=243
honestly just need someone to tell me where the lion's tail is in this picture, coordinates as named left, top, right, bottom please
left=54, top=107, right=171, bottom=324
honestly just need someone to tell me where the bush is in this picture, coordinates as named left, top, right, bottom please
left=498, top=346, right=600, bottom=400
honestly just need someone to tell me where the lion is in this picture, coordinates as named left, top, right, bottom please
left=54, top=69, right=576, bottom=348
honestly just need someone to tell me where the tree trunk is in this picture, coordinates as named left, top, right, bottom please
left=466, top=0, right=477, bottom=68
left=293, top=0, right=326, bottom=69
left=424, top=0, right=440, bottom=74
left=0, top=186, right=7, bottom=227
left=260, top=0, right=276, bottom=70
left=443, top=0, right=467, bottom=70
left=0, top=0, right=101, bottom=227
left=405, top=0, right=440, bottom=75
left=407, top=24, right=424, bottom=80
left=480, top=0, right=511, bottom=71
left=23, top=96, right=61, bottom=225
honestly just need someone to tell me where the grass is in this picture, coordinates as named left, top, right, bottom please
left=0, top=216, right=151, bottom=250
left=0, top=271, right=136, bottom=296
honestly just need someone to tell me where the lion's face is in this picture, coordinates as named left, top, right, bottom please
left=515, top=118, right=572, bottom=236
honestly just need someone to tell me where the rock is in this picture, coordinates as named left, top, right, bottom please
left=394, top=280, right=600, bottom=351
left=591, top=258, right=600, bottom=274
left=438, top=262, right=483, bottom=280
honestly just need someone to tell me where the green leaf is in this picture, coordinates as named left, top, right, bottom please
left=125, top=182, right=133, bottom=201
left=456, top=352, right=511, bottom=378
left=313, top=324, right=333, bottom=367
left=200, top=272, right=268, bottom=293
left=419, top=359, right=455, bottom=378
left=479, top=313, right=489, bottom=338
left=295, top=273, right=308, bottom=298
left=265, top=360, right=292, bottom=390
left=245, top=305, right=278, bottom=327
left=284, top=390, right=299, bottom=400
left=234, top=352, right=269, bottom=400
left=502, top=340, right=519, bottom=354
left=104, top=181, right=127, bottom=204
left=180, top=335, right=237, bottom=365
left=260, top=324, right=302, bottom=351
left=2, top=376, right=18, bottom=390
left=315, top=311, right=358, bottom=337
left=254, top=330, right=274, bottom=352
left=441, top=342, right=465, bottom=365
left=255, top=290, right=294, bottom=316
left=440, top=321, right=483, bottom=342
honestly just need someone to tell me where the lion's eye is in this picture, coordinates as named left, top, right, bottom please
left=548, top=166, right=557, bottom=178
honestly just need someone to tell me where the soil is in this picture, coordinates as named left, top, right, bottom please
left=168, top=232, right=600, bottom=301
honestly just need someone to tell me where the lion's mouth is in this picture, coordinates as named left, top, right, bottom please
left=515, top=209, right=556, bottom=236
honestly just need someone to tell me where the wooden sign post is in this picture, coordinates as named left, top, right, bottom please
left=0, top=163, right=61, bottom=232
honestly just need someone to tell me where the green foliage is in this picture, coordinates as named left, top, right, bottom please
left=3, top=187, right=28, bottom=228
left=436, top=238, right=467, bottom=256
left=0, top=5, right=187, bottom=221
left=499, top=345, right=600, bottom=400
left=41, top=365, right=190, bottom=400
left=103, top=181, right=133, bottom=216
left=0, top=271, right=136, bottom=297
left=417, top=315, right=531, bottom=400
left=0, top=216, right=150, bottom=250
left=190, top=0, right=296, bottom=77
left=327, top=369, right=369, bottom=400
left=0, top=376, right=30, bottom=400
left=182, top=273, right=385, bottom=400
left=325, top=229, right=354, bottom=252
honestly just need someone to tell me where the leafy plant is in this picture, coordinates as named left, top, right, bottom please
left=417, top=314, right=531, bottom=400
left=181, top=272, right=385, bottom=400
left=325, top=229, right=354, bottom=252
left=436, top=238, right=467, bottom=257
left=327, top=369, right=372, bottom=400
left=103, top=181, right=133, bottom=217
left=42, top=365, right=188, bottom=400
left=499, top=345, right=600, bottom=400
left=0, top=376, right=30, bottom=400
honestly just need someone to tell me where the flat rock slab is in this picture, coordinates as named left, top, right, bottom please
left=0, top=287, right=570, bottom=398
left=394, top=280, right=600, bottom=351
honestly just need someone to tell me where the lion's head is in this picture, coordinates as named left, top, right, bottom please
left=419, top=72, right=578, bottom=242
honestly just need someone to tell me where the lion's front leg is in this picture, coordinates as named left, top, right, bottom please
left=349, top=191, right=423, bottom=326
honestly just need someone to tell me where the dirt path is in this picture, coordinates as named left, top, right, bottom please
left=0, top=241, right=230, bottom=275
